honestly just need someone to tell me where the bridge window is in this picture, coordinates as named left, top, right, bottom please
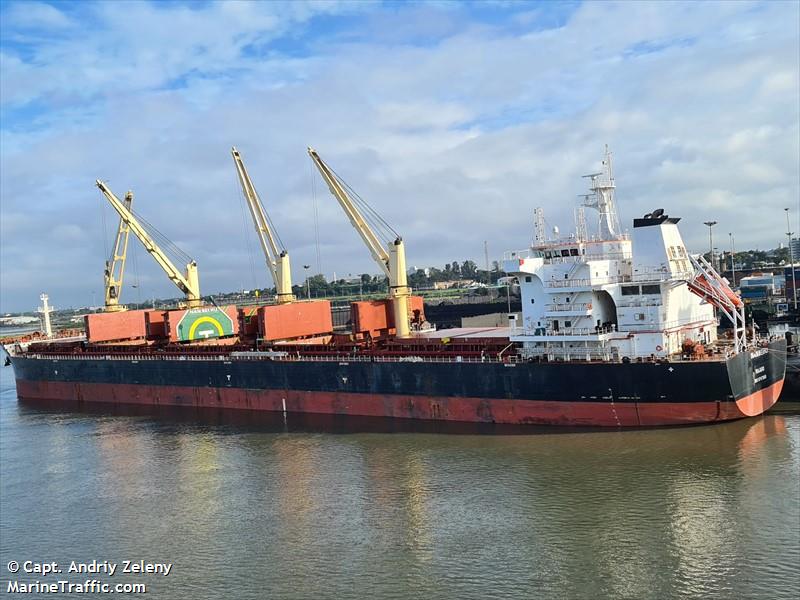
left=525, top=276, right=532, bottom=282
left=622, top=285, right=640, bottom=296
left=641, top=284, right=661, bottom=295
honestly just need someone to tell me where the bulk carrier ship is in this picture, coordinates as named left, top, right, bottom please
left=2, top=148, right=786, bottom=427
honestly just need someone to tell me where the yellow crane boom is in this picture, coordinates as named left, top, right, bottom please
left=95, top=180, right=202, bottom=308
left=231, top=147, right=294, bottom=304
left=103, top=190, right=133, bottom=312
left=307, top=147, right=411, bottom=338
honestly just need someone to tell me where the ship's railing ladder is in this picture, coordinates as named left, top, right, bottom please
left=566, top=259, right=583, bottom=280
left=687, top=254, right=746, bottom=353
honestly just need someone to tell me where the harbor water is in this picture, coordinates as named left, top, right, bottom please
left=1, top=366, right=798, bottom=599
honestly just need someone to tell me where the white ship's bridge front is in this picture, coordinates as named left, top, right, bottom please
left=501, top=148, right=731, bottom=362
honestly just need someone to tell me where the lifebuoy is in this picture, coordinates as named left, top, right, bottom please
left=656, top=345, right=663, bottom=352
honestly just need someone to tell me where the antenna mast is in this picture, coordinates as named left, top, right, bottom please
left=575, top=206, right=588, bottom=242
left=38, top=294, right=53, bottom=338
left=533, top=208, right=547, bottom=245
left=581, top=145, right=621, bottom=240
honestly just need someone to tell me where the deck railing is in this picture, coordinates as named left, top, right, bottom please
left=545, top=275, right=634, bottom=288
left=545, top=303, right=592, bottom=312
left=21, top=351, right=528, bottom=365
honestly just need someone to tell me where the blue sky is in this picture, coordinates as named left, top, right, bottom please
left=1, top=0, right=798, bottom=312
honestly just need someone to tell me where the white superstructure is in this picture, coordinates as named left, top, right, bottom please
left=503, top=148, right=735, bottom=361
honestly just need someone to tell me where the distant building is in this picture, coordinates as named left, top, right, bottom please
left=784, top=264, right=800, bottom=304
left=790, top=238, right=800, bottom=259
left=739, top=273, right=784, bottom=303
left=433, top=279, right=474, bottom=290
left=0, top=315, right=39, bottom=326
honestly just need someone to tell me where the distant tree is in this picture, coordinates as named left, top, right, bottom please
left=307, top=274, right=330, bottom=296
left=360, top=273, right=372, bottom=284
left=450, top=261, right=461, bottom=276
left=373, top=276, right=389, bottom=293
left=408, top=269, right=428, bottom=288
left=461, top=260, right=478, bottom=278
left=773, top=247, right=790, bottom=263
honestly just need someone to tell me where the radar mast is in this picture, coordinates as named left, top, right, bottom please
left=581, top=145, right=622, bottom=240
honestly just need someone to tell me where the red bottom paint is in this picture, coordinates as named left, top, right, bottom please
left=736, top=379, right=784, bottom=416
left=15, top=378, right=784, bottom=427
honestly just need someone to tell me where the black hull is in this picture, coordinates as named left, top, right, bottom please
left=6, top=339, right=787, bottom=427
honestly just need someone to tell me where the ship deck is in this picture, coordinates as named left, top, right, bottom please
left=413, top=326, right=512, bottom=340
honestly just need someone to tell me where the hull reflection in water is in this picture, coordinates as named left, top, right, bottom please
left=18, top=398, right=609, bottom=435
left=6, top=383, right=797, bottom=600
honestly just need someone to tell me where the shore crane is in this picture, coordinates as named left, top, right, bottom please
left=96, top=180, right=202, bottom=308
left=307, top=148, right=411, bottom=338
left=231, top=147, right=294, bottom=304
left=103, top=190, right=133, bottom=312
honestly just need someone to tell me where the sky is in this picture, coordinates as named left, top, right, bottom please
left=1, top=0, right=798, bottom=313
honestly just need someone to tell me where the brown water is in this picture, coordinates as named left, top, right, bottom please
left=1, top=366, right=798, bottom=599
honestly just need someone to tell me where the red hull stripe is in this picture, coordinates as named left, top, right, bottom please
left=14, top=378, right=783, bottom=427
left=736, top=378, right=784, bottom=416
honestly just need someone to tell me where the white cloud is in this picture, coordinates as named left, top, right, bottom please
left=2, top=1, right=74, bottom=30
left=52, top=224, right=85, bottom=243
left=0, top=0, right=358, bottom=109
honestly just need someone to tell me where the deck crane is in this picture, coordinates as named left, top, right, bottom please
left=231, top=147, right=294, bottom=304
left=95, top=180, right=202, bottom=308
left=103, top=190, right=133, bottom=312
left=307, top=147, right=411, bottom=338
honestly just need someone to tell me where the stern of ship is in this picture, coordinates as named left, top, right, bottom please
left=725, top=338, right=787, bottom=419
